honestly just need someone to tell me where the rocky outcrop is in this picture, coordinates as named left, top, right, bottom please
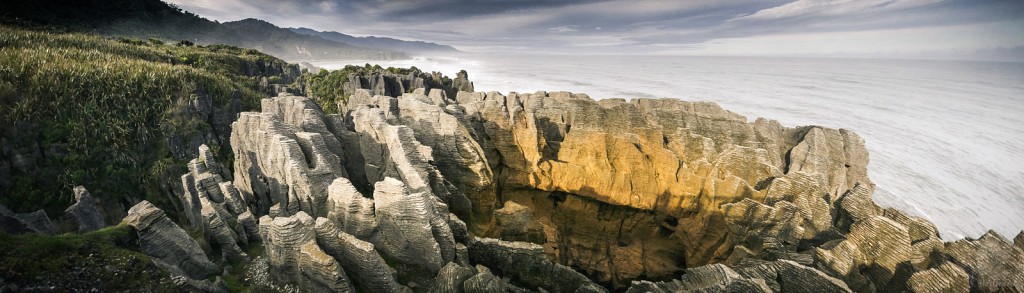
left=907, top=262, right=970, bottom=293
left=943, top=230, right=1024, bottom=292
left=391, top=89, right=493, bottom=226
left=347, top=99, right=473, bottom=225
left=444, top=91, right=881, bottom=287
left=319, top=67, right=470, bottom=102
left=231, top=95, right=348, bottom=217
left=325, top=177, right=377, bottom=239
left=258, top=212, right=353, bottom=292
left=452, top=70, right=474, bottom=94
left=0, top=204, right=55, bottom=235
left=123, top=201, right=218, bottom=280
left=372, top=177, right=454, bottom=273
left=467, top=237, right=605, bottom=293
left=313, top=217, right=406, bottom=293
left=627, top=260, right=850, bottom=293
left=1016, top=231, right=1024, bottom=251
left=626, top=264, right=772, bottom=293
left=214, top=85, right=1023, bottom=292
left=64, top=186, right=105, bottom=233
left=493, top=201, right=545, bottom=244
left=180, top=144, right=254, bottom=263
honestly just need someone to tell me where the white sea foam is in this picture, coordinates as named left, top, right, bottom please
left=314, top=54, right=1024, bottom=239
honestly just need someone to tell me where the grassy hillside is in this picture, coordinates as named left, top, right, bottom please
left=0, top=0, right=406, bottom=61
left=0, top=25, right=295, bottom=222
left=0, top=224, right=175, bottom=291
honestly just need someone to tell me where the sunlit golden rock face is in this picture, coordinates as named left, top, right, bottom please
left=450, top=90, right=874, bottom=286
left=221, top=90, right=1020, bottom=292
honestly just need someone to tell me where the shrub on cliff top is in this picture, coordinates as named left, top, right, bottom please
left=0, top=25, right=292, bottom=219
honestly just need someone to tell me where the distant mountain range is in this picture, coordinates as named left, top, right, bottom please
left=290, top=27, right=458, bottom=54
left=0, top=0, right=457, bottom=61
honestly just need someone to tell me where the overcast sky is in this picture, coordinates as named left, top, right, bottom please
left=167, top=0, right=1024, bottom=57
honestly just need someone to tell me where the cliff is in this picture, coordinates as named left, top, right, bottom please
left=187, top=87, right=1023, bottom=291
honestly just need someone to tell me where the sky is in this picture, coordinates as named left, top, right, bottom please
left=166, top=0, right=1024, bottom=58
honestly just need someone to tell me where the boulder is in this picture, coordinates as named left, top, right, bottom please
left=0, top=205, right=55, bottom=235
left=64, top=186, right=105, bottom=233
left=123, top=201, right=218, bottom=280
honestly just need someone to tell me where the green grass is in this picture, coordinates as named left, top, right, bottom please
left=297, top=63, right=456, bottom=115
left=0, top=224, right=176, bottom=291
left=0, top=25, right=295, bottom=219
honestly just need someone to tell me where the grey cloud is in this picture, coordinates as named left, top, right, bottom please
left=167, top=0, right=1024, bottom=54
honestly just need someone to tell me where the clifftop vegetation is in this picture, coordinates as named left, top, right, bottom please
left=0, top=25, right=295, bottom=221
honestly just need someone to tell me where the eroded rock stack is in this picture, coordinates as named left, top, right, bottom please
left=123, top=201, right=226, bottom=291
left=64, top=186, right=106, bottom=233
left=179, top=144, right=256, bottom=263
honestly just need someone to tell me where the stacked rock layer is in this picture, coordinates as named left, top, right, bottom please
left=207, top=88, right=1023, bottom=292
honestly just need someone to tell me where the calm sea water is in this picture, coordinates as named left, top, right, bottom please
left=314, top=54, right=1024, bottom=240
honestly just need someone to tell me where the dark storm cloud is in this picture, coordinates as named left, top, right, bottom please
left=166, top=0, right=1024, bottom=54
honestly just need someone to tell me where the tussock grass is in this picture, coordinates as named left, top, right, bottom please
left=0, top=25, right=293, bottom=217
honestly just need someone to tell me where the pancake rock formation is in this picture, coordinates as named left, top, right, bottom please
left=207, top=84, right=1023, bottom=292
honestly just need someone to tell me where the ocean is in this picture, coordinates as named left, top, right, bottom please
left=312, top=54, right=1024, bottom=240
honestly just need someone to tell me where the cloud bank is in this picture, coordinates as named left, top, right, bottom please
left=167, top=0, right=1024, bottom=57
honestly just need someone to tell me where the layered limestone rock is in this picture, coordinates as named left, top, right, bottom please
left=444, top=91, right=867, bottom=285
left=313, top=217, right=406, bottom=293
left=218, top=87, right=1023, bottom=292
left=347, top=101, right=472, bottom=224
left=392, top=90, right=494, bottom=226
left=492, top=201, right=545, bottom=244
left=0, top=204, right=55, bottom=235
left=65, top=186, right=105, bottom=233
left=943, top=231, right=1024, bottom=292
left=451, top=70, right=474, bottom=95
left=180, top=144, right=255, bottom=263
left=467, top=237, right=606, bottom=293
left=626, top=264, right=773, bottom=293
left=231, top=95, right=348, bottom=217
left=627, top=260, right=850, bottom=293
left=907, top=262, right=970, bottom=293
left=123, top=201, right=218, bottom=280
left=258, top=212, right=353, bottom=292
left=372, top=177, right=456, bottom=273
left=325, top=177, right=377, bottom=239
